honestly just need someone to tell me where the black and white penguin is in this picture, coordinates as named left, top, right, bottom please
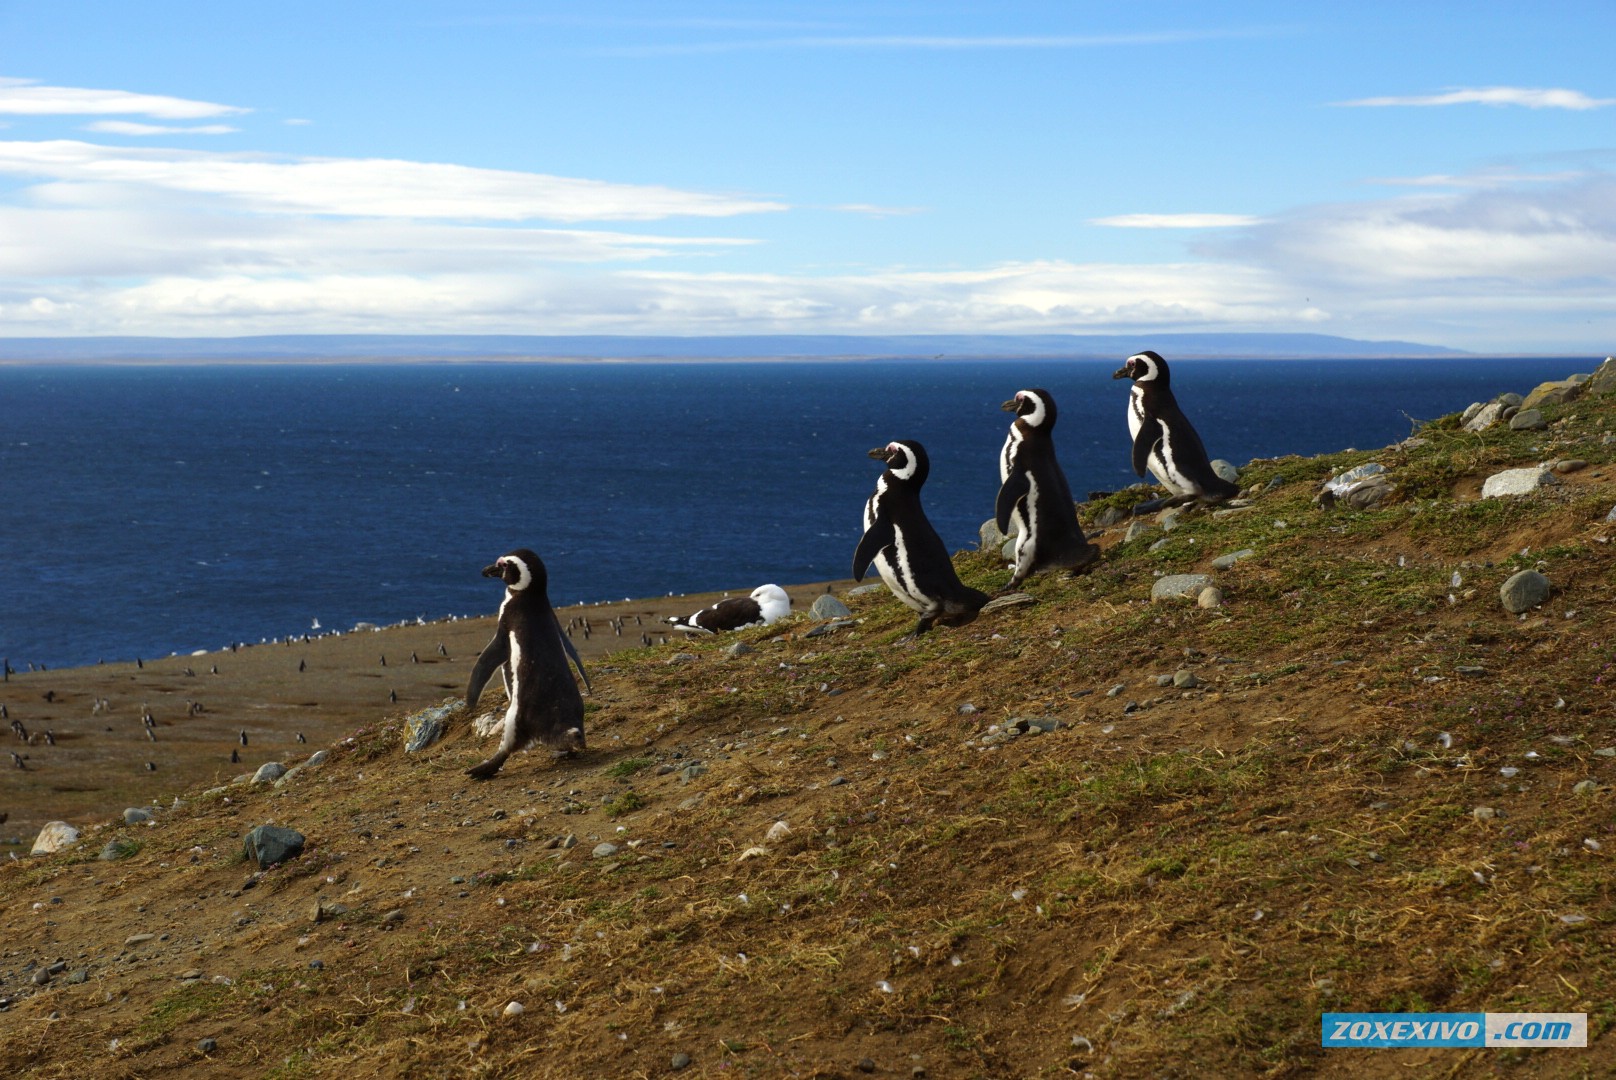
left=853, top=440, right=990, bottom=637
left=996, top=389, right=1101, bottom=588
left=465, top=548, right=591, bottom=780
left=666, top=585, right=792, bottom=635
left=1112, top=350, right=1240, bottom=505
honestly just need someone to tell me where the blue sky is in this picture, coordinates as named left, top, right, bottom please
left=0, top=1, right=1612, bottom=351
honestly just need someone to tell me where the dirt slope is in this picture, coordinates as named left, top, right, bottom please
left=1, top=374, right=1614, bottom=1079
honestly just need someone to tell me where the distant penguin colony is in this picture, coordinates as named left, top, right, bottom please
left=1113, top=350, right=1240, bottom=506
left=666, top=585, right=792, bottom=635
left=464, top=549, right=591, bottom=780
left=997, top=388, right=1101, bottom=589
left=854, top=440, right=990, bottom=637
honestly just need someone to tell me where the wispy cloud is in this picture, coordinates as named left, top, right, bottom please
left=0, top=77, right=247, bottom=119
left=1365, top=168, right=1587, bottom=189
left=1336, top=86, right=1615, bottom=110
left=84, top=121, right=239, bottom=137
left=599, top=27, right=1281, bottom=57
left=0, top=140, right=787, bottom=222
left=1091, top=213, right=1261, bottom=229
left=831, top=203, right=926, bottom=218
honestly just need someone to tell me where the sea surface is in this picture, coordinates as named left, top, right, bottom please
left=0, top=356, right=1588, bottom=670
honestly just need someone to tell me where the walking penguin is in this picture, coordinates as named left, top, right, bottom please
left=1112, top=350, right=1240, bottom=506
left=465, top=548, right=591, bottom=780
left=996, top=388, right=1100, bottom=588
left=854, top=440, right=989, bottom=638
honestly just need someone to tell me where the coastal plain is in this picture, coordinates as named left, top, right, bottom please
left=1, top=368, right=1615, bottom=1077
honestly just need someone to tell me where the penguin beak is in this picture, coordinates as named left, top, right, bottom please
left=481, top=562, right=504, bottom=579
left=867, top=446, right=891, bottom=461
left=1111, top=364, right=1133, bottom=380
left=1000, top=398, right=1019, bottom=412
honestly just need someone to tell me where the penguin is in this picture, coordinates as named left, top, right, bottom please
left=1112, top=350, right=1239, bottom=506
left=666, top=585, right=792, bottom=635
left=996, top=388, right=1101, bottom=589
left=464, top=548, right=591, bottom=780
left=853, top=440, right=989, bottom=638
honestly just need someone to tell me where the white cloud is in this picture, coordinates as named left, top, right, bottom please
left=84, top=121, right=239, bottom=137
left=0, top=140, right=788, bottom=222
left=831, top=203, right=926, bottom=217
left=0, top=77, right=247, bottom=118
left=1336, top=86, right=1615, bottom=110
left=1091, top=213, right=1261, bottom=229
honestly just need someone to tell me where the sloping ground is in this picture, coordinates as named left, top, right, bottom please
left=1, top=375, right=1614, bottom=1079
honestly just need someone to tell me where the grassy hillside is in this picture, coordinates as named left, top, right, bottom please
left=1, top=369, right=1613, bottom=1078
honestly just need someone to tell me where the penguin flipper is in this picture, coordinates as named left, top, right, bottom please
left=555, top=613, right=592, bottom=694
left=994, top=471, right=1031, bottom=532
left=1131, top=424, right=1163, bottom=479
left=852, top=516, right=896, bottom=581
left=466, top=632, right=511, bottom=711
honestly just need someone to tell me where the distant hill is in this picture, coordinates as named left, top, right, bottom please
left=0, top=332, right=1469, bottom=362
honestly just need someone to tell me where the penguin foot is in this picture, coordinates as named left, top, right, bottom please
left=466, top=754, right=507, bottom=780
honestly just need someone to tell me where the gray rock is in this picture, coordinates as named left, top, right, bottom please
left=1553, top=459, right=1587, bottom=474
left=1173, top=670, right=1199, bottom=689
left=810, top=594, right=852, bottom=620
left=30, top=822, right=80, bottom=856
left=979, top=518, right=1008, bottom=549
left=252, top=762, right=288, bottom=785
left=123, top=807, right=153, bottom=824
left=1000, top=537, right=1018, bottom=562
left=1463, top=402, right=1505, bottom=432
left=306, top=750, right=329, bottom=767
left=1499, top=569, right=1551, bottom=613
left=1607, top=504, right=1616, bottom=524
left=846, top=583, right=886, bottom=597
left=198, top=1038, right=218, bottom=1054
left=100, top=839, right=140, bottom=861
left=1497, top=392, right=1524, bottom=407
left=1460, top=401, right=1485, bottom=424
left=1586, top=356, right=1616, bottom=395
left=1158, top=508, right=1185, bottom=532
left=1210, top=459, right=1240, bottom=484
left=667, top=653, right=698, bottom=664
left=1151, top=574, right=1213, bottom=601
left=404, top=702, right=458, bottom=753
left=1197, top=587, right=1224, bottom=609
left=672, top=1053, right=692, bottom=1070
left=1481, top=467, right=1555, bottom=499
left=1522, top=379, right=1583, bottom=409
left=679, top=763, right=708, bottom=783
left=243, top=824, right=306, bottom=869
left=723, top=641, right=754, bottom=658
left=979, top=592, right=1035, bottom=614
left=1123, top=520, right=1158, bottom=543
left=1210, top=549, right=1254, bottom=571
left=1090, top=504, right=1129, bottom=528
left=1508, top=408, right=1547, bottom=431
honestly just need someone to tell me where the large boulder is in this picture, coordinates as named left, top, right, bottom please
left=1481, top=467, right=1555, bottom=499
left=1586, top=357, right=1616, bottom=396
left=1521, top=379, right=1584, bottom=410
left=1500, top=570, right=1551, bottom=614
left=243, top=824, right=306, bottom=869
left=31, top=821, right=80, bottom=856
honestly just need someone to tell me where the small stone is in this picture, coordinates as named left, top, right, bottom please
left=1499, top=569, right=1551, bottom=613
left=678, top=763, right=708, bottom=784
left=957, top=703, right=978, bottom=715
left=1507, top=408, right=1547, bottom=431
left=100, top=839, right=140, bottom=861
left=1210, top=549, right=1254, bottom=571
left=857, top=1059, right=877, bottom=1074
left=381, top=909, right=405, bottom=924
left=1463, top=402, right=1504, bottom=432
left=1123, top=519, right=1157, bottom=543
left=1481, top=467, right=1555, bottom=499
left=198, top=1038, right=218, bottom=1054
left=671, top=1052, right=692, bottom=1070
left=810, top=594, right=853, bottom=620
left=123, top=807, right=153, bottom=825
left=66, top=970, right=88, bottom=985
left=828, top=776, right=848, bottom=787
left=1172, top=670, right=1199, bottom=689
left=30, top=821, right=81, bottom=856
left=846, top=583, right=885, bottom=597
left=979, top=518, right=1008, bottom=549
left=1090, top=504, right=1128, bottom=528
left=306, top=750, right=329, bottom=767
left=503, top=1001, right=524, bottom=1017
left=1472, top=806, right=1497, bottom=821
left=243, top=824, right=306, bottom=869
left=1105, top=684, right=1125, bottom=698
left=1151, top=574, right=1213, bottom=602
left=1573, top=780, right=1598, bottom=795
left=592, top=843, right=619, bottom=859
left=1197, top=586, right=1224, bottom=609
left=724, top=641, right=754, bottom=658
left=251, top=762, right=288, bottom=785
left=1553, top=458, right=1587, bottom=474
left=1210, top=459, right=1240, bottom=484
left=124, top=933, right=156, bottom=946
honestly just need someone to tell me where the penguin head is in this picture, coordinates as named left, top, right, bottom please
left=1113, top=350, right=1168, bottom=384
left=483, top=548, right=547, bottom=592
left=750, top=584, right=791, bottom=621
left=1001, top=388, right=1056, bottom=428
left=868, top=440, right=929, bottom=484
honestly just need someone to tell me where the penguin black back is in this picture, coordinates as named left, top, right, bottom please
left=854, top=440, right=989, bottom=637
left=1112, top=350, right=1239, bottom=505
left=996, top=388, right=1099, bottom=588
left=465, top=548, right=590, bottom=780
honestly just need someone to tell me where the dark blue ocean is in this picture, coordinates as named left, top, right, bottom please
left=0, top=357, right=1586, bottom=669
